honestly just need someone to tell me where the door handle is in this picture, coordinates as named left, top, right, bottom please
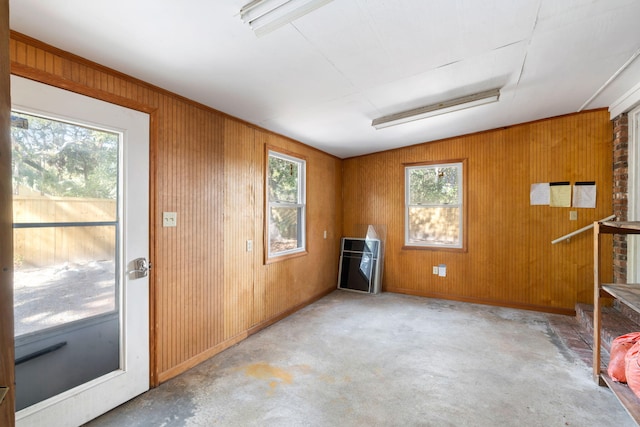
left=127, top=257, right=150, bottom=279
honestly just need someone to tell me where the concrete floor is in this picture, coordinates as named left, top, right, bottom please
left=86, top=291, right=634, bottom=426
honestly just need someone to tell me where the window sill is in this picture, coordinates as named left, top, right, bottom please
left=265, top=249, right=308, bottom=265
left=402, top=245, right=467, bottom=253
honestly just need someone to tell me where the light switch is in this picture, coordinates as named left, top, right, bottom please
left=162, top=212, right=177, bottom=227
left=570, top=211, right=578, bottom=221
left=323, top=230, right=327, bottom=239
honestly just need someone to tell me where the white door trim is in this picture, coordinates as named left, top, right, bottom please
left=628, top=105, right=640, bottom=282
left=11, top=75, right=150, bottom=427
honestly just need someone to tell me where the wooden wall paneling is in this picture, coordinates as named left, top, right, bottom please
left=253, top=131, right=341, bottom=325
left=10, top=28, right=611, bottom=388
left=0, top=0, right=15, bottom=423
left=528, top=113, right=613, bottom=309
left=344, top=110, right=612, bottom=314
left=148, top=108, right=159, bottom=386
left=11, top=35, right=232, bottom=382
left=546, top=116, right=572, bottom=307
left=494, top=126, right=530, bottom=304
left=260, top=133, right=289, bottom=319
left=529, top=120, right=557, bottom=307
left=255, top=131, right=275, bottom=323
left=308, top=155, right=343, bottom=295
left=155, top=95, right=171, bottom=374
left=154, top=99, right=227, bottom=381
left=223, top=119, right=255, bottom=340
left=252, top=131, right=267, bottom=326
left=9, top=30, right=339, bottom=385
left=381, top=151, right=405, bottom=291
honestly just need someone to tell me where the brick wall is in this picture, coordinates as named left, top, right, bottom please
left=613, top=113, right=628, bottom=283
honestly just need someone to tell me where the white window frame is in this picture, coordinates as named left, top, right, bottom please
left=266, top=149, right=307, bottom=261
left=628, top=105, right=640, bottom=281
left=404, top=160, right=465, bottom=250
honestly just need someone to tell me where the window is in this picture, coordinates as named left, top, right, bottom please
left=405, top=160, right=465, bottom=249
left=11, top=110, right=120, bottom=336
left=266, top=149, right=306, bottom=260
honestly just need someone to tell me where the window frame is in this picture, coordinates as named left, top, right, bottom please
left=265, top=147, right=307, bottom=263
left=11, top=108, right=122, bottom=337
left=403, top=159, right=467, bottom=252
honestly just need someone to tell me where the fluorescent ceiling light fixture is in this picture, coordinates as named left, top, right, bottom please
left=372, top=88, right=501, bottom=130
left=240, top=0, right=334, bottom=37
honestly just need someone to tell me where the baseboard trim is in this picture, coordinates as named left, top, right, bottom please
left=157, top=332, right=248, bottom=384
left=247, top=287, right=335, bottom=337
left=156, top=286, right=336, bottom=384
left=386, top=287, right=576, bottom=316
left=158, top=285, right=572, bottom=384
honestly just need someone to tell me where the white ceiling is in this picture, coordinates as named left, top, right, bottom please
left=9, top=0, right=640, bottom=158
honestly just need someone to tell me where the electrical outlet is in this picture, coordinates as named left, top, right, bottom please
left=570, top=211, right=578, bottom=221
left=438, top=264, right=447, bottom=277
left=246, top=240, right=253, bottom=252
left=162, top=212, right=177, bottom=227
left=433, top=266, right=438, bottom=275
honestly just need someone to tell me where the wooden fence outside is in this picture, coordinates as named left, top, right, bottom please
left=13, top=196, right=117, bottom=268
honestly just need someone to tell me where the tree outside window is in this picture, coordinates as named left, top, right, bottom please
left=11, top=112, right=118, bottom=199
left=267, top=150, right=306, bottom=259
left=405, top=161, right=465, bottom=249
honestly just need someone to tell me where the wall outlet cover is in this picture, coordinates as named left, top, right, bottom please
left=163, top=212, right=177, bottom=227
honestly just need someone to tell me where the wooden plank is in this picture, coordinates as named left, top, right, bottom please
left=601, top=373, right=640, bottom=425
left=0, top=1, right=15, bottom=424
left=594, top=222, right=602, bottom=382
left=601, top=221, right=640, bottom=234
left=223, top=120, right=255, bottom=340
left=602, top=284, right=640, bottom=314
left=343, top=110, right=613, bottom=312
left=254, top=131, right=342, bottom=323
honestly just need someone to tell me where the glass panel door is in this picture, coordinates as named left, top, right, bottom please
left=11, top=111, right=121, bottom=410
left=12, top=75, right=149, bottom=427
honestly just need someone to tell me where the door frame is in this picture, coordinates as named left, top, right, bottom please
left=3, top=22, right=160, bottom=424
left=7, top=72, right=159, bottom=419
left=628, top=105, right=640, bottom=281
left=11, top=71, right=158, bottom=389
left=1, top=0, right=16, bottom=425
left=11, top=75, right=151, bottom=426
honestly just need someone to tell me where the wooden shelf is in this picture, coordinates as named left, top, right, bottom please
left=594, top=221, right=640, bottom=424
left=601, top=373, right=640, bottom=424
left=602, top=284, right=640, bottom=313
left=600, top=221, right=640, bottom=234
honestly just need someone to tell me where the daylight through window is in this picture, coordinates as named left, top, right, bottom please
left=267, top=150, right=306, bottom=259
left=405, top=161, right=464, bottom=249
left=11, top=110, right=120, bottom=337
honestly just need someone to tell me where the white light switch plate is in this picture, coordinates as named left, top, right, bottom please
left=163, top=212, right=177, bottom=227
left=438, top=264, right=447, bottom=277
